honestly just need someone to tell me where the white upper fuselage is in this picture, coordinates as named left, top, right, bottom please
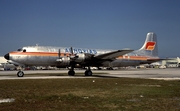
left=18, top=46, right=115, bottom=55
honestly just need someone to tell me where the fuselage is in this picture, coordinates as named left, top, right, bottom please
left=6, top=45, right=159, bottom=68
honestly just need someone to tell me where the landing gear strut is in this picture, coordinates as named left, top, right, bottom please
left=67, top=65, right=92, bottom=76
left=68, top=64, right=75, bottom=76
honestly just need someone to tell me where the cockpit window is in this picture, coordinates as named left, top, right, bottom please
left=17, top=49, right=22, bottom=51
left=17, top=48, right=27, bottom=52
left=23, top=49, right=26, bottom=52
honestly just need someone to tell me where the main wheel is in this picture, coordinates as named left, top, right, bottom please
left=85, top=70, right=92, bottom=76
left=17, top=71, right=24, bottom=77
left=68, top=70, right=75, bottom=76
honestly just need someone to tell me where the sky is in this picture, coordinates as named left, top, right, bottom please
left=0, top=0, right=180, bottom=57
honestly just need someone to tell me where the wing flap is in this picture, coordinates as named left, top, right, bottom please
left=95, top=49, right=133, bottom=60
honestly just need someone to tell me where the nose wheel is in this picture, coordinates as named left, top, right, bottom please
left=17, top=71, right=24, bottom=77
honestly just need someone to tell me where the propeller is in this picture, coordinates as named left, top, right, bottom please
left=70, top=47, right=74, bottom=55
left=69, top=47, right=78, bottom=60
left=56, top=49, right=62, bottom=62
left=58, top=49, right=61, bottom=59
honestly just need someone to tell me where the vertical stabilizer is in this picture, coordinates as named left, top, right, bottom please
left=138, top=32, right=158, bottom=57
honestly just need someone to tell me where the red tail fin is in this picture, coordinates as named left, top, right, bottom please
left=145, top=42, right=156, bottom=50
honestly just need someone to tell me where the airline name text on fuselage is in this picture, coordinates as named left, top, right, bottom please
left=65, top=48, right=97, bottom=54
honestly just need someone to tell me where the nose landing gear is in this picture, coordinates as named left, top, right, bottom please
left=17, top=71, right=24, bottom=77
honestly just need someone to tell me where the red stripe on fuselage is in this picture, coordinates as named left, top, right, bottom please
left=10, top=52, right=72, bottom=57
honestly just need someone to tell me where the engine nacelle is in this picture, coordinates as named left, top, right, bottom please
left=75, top=53, right=85, bottom=62
left=56, top=57, right=70, bottom=66
left=74, top=53, right=92, bottom=63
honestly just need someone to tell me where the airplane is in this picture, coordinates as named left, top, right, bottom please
left=4, top=32, right=160, bottom=77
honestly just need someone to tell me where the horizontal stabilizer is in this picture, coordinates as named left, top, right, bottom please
left=147, top=58, right=171, bottom=62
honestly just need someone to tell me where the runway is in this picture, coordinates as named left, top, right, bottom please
left=0, top=68, right=180, bottom=80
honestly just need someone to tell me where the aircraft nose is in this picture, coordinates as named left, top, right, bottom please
left=4, top=53, right=10, bottom=60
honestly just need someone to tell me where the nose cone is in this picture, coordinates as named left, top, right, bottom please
left=4, top=53, right=10, bottom=60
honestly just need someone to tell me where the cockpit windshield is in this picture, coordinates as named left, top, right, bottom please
left=17, top=48, right=23, bottom=51
left=17, top=48, right=26, bottom=52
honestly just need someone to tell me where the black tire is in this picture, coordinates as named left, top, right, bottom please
left=68, top=70, right=75, bottom=76
left=17, top=71, right=24, bottom=77
left=85, top=70, right=92, bottom=76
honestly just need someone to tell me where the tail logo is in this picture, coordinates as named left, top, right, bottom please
left=145, top=42, right=156, bottom=50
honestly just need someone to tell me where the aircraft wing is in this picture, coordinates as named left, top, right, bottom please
left=94, top=49, right=133, bottom=60
left=7, top=60, right=25, bottom=66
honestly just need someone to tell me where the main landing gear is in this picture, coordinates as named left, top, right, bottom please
left=85, top=70, right=92, bottom=76
left=85, top=67, right=92, bottom=76
left=15, top=66, right=92, bottom=77
left=68, top=66, right=92, bottom=76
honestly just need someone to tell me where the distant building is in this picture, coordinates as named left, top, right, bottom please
left=0, top=56, right=16, bottom=70
left=0, top=56, right=7, bottom=63
left=162, top=57, right=180, bottom=68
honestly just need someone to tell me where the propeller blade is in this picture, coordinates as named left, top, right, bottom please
left=70, top=47, right=74, bottom=55
left=56, top=49, right=62, bottom=62
left=58, top=49, right=61, bottom=59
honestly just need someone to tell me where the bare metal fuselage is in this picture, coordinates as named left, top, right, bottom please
left=8, top=46, right=158, bottom=68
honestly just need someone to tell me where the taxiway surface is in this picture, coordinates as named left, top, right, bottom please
left=0, top=68, right=180, bottom=80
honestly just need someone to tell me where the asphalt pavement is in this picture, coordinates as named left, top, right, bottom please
left=0, top=68, right=180, bottom=80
